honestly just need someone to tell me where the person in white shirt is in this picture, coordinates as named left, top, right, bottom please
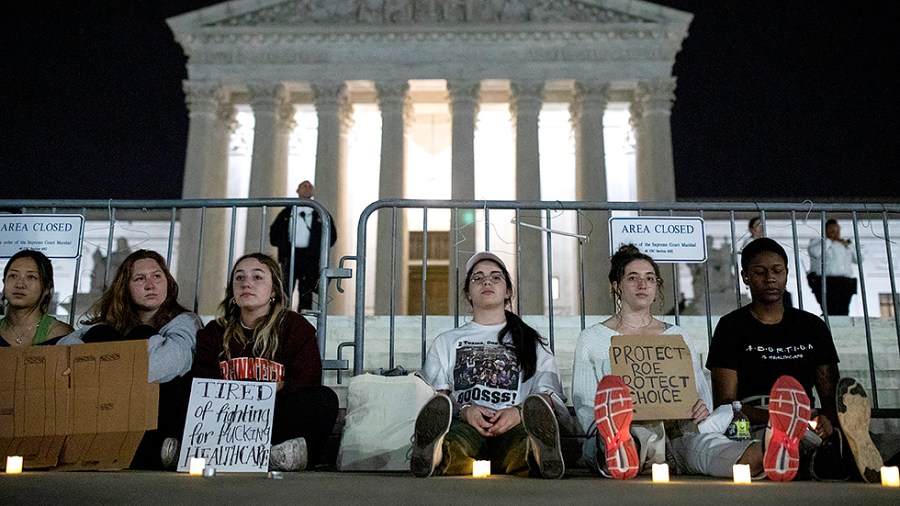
left=410, top=251, right=569, bottom=479
left=268, top=180, right=337, bottom=311
left=572, top=244, right=760, bottom=480
left=807, top=219, right=860, bottom=315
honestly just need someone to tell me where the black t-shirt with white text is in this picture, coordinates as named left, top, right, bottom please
left=706, top=306, right=839, bottom=404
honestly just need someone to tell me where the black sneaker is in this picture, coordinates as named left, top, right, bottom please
left=410, top=394, right=452, bottom=477
left=160, top=437, right=179, bottom=471
left=522, top=394, right=564, bottom=479
left=809, top=430, right=850, bottom=481
left=837, top=377, right=883, bottom=483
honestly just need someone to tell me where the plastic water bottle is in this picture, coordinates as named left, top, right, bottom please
left=725, top=401, right=751, bottom=440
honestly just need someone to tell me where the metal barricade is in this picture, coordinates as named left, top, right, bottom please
left=0, top=198, right=344, bottom=370
left=3, top=198, right=899, bottom=416
left=345, top=199, right=900, bottom=417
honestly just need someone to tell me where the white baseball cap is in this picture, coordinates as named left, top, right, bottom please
left=465, top=251, right=506, bottom=273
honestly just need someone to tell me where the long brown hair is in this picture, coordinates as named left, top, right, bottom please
left=85, top=249, right=187, bottom=333
left=462, top=256, right=546, bottom=381
left=216, top=252, right=288, bottom=361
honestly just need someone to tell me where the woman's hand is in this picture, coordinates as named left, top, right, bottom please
left=814, top=413, right=834, bottom=439
left=485, top=407, right=522, bottom=436
left=691, top=399, right=710, bottom=424
left=460, top=405, right=497, bottom=436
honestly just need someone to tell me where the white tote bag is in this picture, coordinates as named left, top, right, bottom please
left=337, top=372, right=436, bottom=471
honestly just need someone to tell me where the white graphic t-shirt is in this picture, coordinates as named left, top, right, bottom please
left=422, top=321, right=565, bottom=410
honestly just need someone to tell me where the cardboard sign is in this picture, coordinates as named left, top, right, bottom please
left=0, top=341, right=158, bottom=470
left=609, top=217, right=706, bottom=262
left=0, top=214, right=84, bottom=258
left=609, top=334, right=697, bottom=420
left=177, top=378, right=276, bottom=473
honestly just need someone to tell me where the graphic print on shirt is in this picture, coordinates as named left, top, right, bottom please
left=745, top=342, right=814, bottom=361
left=453, top=340, right=520, bottom=408
left=220, top=357, right=285, bottom=382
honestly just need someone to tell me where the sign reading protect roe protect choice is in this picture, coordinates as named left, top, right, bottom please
left=609, top=217, right=706, bottom=263
left=609, top=334, right=697, bottom=420
left=0, top=214, right=84, bottom=258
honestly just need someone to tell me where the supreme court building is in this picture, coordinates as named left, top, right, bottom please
left=166, top=0, right=692, bottom=315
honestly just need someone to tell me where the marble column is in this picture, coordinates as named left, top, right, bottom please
left=447, top=80, right=480, bottom=315
left=374, top=81, right=410, bottom=315
left=178, top=80, right=235, bottom=315
left=312, top=82, right=352, bottom=315
left=245, top=82, right=295, bottom=255
left=630, top=78, right=678, bottom=312
left=510, top=81, right=545, bottom=315
left=572, top=81, right=613, bottom=315
left=633, top=78, right=677, bottom=202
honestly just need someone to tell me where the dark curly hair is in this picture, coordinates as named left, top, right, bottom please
left=608, top=244, right=665, bottom=307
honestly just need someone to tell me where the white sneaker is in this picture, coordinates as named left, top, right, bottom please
left=269, top=437, right=308, bottom=471
left=160, top=437, right=179, bottom=471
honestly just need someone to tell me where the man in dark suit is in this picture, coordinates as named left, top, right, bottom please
left=269, top=180, right=337, bottom=311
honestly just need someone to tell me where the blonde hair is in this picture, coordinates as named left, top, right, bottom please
left=216, top=252, right=288, bottom=361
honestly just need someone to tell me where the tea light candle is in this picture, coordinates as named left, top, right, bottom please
left=189, top=457, right=205, bottom=476
left=733, top=464, right=751, bottom=484
left=651, top=463, right=669, bottom=483
left=473, top=460, right=491, bottom=478
left=5, top=456, right=23, bottom=474
left=882, top=466, right=899, bottom=487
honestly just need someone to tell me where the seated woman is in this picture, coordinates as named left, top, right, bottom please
left=572, top=244, right=762, bottom=479
left=410, top=251, right=569, bottom=479
left=1, top=249, right=73, bottom=347
left=57, top=249, right=201, bottom=468
left=192, top=252, right=338, bottom=472
left=709, top=237, right=882, bottom=482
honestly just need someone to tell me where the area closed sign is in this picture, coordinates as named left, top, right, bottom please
left=609, top=217, right=706, bottom=262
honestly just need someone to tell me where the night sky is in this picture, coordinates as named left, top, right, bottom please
left=2, top=1, right=898, bottom=201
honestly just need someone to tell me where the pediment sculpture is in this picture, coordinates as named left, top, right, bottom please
left=211, top=0, right=653, bottom=27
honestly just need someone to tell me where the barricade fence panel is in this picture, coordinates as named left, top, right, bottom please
left=2, top=199, right=899, bottom=416
left=351, top=200, right=900, bottom=418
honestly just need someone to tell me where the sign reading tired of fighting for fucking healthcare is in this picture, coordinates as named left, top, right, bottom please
left=608, top=216, right=706, bottom=262
left=609, top=334, right=697, bottom=420
left=0, top=214, right=84, bottom=258
left=177, top=378, right=277, bottom=473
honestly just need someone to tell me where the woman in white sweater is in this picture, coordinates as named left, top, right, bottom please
left=571, top=244, right=762, bottom=479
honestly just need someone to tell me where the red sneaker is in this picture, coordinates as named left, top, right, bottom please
left=764, top=375, right=811, bottom=482
left=594, top=375, right=639, bottom=479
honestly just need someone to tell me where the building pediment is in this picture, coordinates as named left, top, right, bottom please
left=170, top=0, right=690, bottom=30
left=167, top=0, right=692, bottom=85
left=210, top=0, right=652, bottom=27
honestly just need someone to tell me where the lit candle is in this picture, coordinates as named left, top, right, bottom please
left=5, top=456, right=23, bottom=474
left=882, top=466, right=899, bottom=487
left=189, top=457, right=206, bottom=476
left=651, top=463, right=669, bottom=483
left=472, top=460, right=491, bottom=478
left=733, top=464, right=751, bottom=484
